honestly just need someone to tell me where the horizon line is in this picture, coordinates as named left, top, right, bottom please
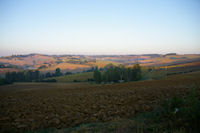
left=1, top=52, right=200, bottom=57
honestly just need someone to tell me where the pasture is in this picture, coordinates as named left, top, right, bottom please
left=51, top=72, right=93, bottom=82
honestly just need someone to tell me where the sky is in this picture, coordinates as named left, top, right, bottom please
left=0, top=0, right=200, bottom=56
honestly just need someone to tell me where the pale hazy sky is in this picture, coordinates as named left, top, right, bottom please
left=0, top=0, right=200, bottom=56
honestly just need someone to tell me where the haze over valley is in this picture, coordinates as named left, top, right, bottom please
left=0, top=0, right=200, bottom=132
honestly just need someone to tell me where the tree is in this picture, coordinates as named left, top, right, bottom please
left=45, top=72, right=52, bottom=78
left=16, top=71, right=25, bottom=81
left=94, top=64, right=142, bottom=83
left=33, top=70, right=40, bottom=80
left=55, top=68, right=62, bottom=77
left=124, top=68, right=132, bottom=82
left=93, top=67, right=101, bottom=83
left=65, top=72, right=72, bottom=75
left=0, top=78, right=12, bottom=85
left=4, top=70, right=43, bottom=83
left=113, top=67, right=120, bottom=82
left=104, top=63, right=114, bottom=70
left=131, top=63, right=142, bottom=81
left=102, top=71, right=109, bottom=82
left=25, top=70, right=34, bottom=81
left=5, top=72, right=12, bottom=83
left=10, top=72, right=17, bottom=82
left=119, top=64, right=126, bottom=81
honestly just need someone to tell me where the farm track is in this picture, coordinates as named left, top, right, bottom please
left=0, top=72, right=200, bottom=132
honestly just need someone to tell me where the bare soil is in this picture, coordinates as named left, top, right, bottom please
left=0, top=72, right=200, bottom=132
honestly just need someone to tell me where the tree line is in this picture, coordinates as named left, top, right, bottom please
left=5, top=70, right=40, bottom=82
left=0, top=68, right=65, bottom=85
left=0, top=64, right=142, bottom=85
left=93, top=64, right=142, bottom=83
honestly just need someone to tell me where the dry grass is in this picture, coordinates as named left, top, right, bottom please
left=88, top=60, right=120, bottom=68
left=0, top=54, right=56, bottom=66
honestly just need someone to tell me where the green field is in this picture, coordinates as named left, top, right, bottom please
left=50, top=72, right=94, bottom=82
left=49, top=64, right=200, bottom=83
left=145, top=64, right=200, bottom=80
left=52, top=68, right=150, bottom=83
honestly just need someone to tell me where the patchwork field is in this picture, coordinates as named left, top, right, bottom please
left=0, top=71, right=200, bottom=132
left=40, top=63, right=91, bottom=73
left=1, top=54, right=200, bottom=75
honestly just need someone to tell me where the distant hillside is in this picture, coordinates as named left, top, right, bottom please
left=39, top=63, right=91, bottom=73
left=0, top=54, right=56, bottom=67
left=0, top=53, right=200, bottom=75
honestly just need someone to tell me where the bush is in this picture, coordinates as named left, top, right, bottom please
left=65, top=72, right=72, bottom=75
left=73, top=80, right=80, bottom=82
left=36, top=79, right=57, bottom=82
left=0, top=78, right=12, bottom=85
left=88, top=78, right=94, bottom=82
left=157, top=86, right=200, bottom=132
left=131, top=86, right=200, bottom=133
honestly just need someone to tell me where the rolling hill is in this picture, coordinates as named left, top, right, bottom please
left=0, top=53, right=200, bottom=75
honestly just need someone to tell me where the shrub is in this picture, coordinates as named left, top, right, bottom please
left=0, top=78, right=12, bottom=85
left=88, top=78, right=94, bottom=82
left=36, top=79, right=57, bottom=82
left=157, top=86, right=200, bottom=132
left=73, top=79, right=80, bottom=82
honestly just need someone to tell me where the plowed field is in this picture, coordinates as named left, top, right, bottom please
left=0, top=72, right=200, bottom=132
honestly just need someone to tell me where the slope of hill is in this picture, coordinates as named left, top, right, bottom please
left=40, top=63, right=91, bottom=73
left=0, top=53, right=200, bottom=75
left=0, top=54, right=56, bottom=66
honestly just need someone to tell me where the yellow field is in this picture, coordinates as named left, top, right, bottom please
left=88, top=60, right=121, bottom=68
left=40, top=63, right=91, bottom=71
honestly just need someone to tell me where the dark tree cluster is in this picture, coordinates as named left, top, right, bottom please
left=93, top=64, right=142, bottom=84
left=0, top=78, right=12, bottom=85
left=0, top=68, right=65, bottom=85
left=86, top=67, right=95, bottom=72
left=65, top=72, right=72, bottom=76
left=44, top=68, right=64, bottom=78
left=54, top=68, right=63, bottom=76
left=93, top=67, right=102, bottom=83
left=5, top=70, right=40, bottom=82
